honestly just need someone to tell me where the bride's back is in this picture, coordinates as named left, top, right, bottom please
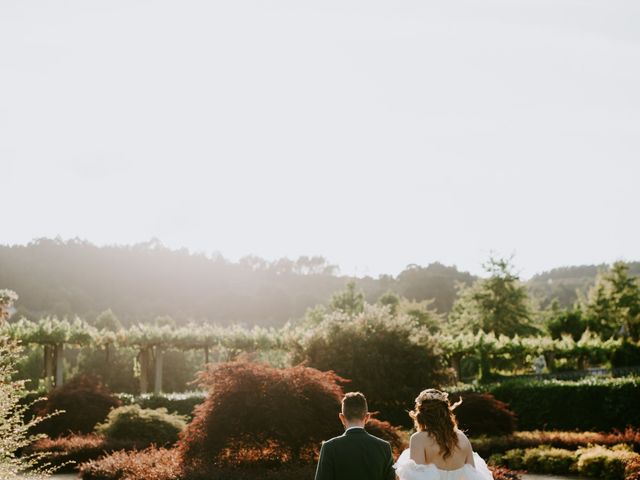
left=417, top=430, right=471, bottom=470
left=408, top=389, right=474, bottom=471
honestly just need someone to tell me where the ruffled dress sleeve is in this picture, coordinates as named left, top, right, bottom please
left=471, top=452, right=493, bottom=480
left=394, top=449, right=439, bottom=480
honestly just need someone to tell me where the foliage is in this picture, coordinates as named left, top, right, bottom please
left=4, top=310, right=636, bottom=395
left=35, top=373, right=121, bottom=437
left=364, top=418, right=406, bottom=456
left=96, top=405, right=186, bottom=446
left=449, top=257, right=538, bottom=337
left=545, top=302, right=586, bottom=340
left=26, top=434, right=137, bottom=472
left=118, top=392, right=207, bottom=419
left=489, top=466, right=523, bottom=480
left=612, top=340, right=640, bottom=368
left=1, top=238, right=474, bottom=326
left=454, top=393, right=517, bottom=436
left=293, top=304, right=453, bottom=426
left=522, top=446, right=576, bottom=474
left=377, top=291, right=400, bottom=315
left=0, top=329, right=53, bottom=477
left=395, top=262, right=475, bottom=314
left=0, top=288, right=19, bottom=323
left=473, top=428, right=640, bottom=457
left=455, top=376, right=640, bottom=431
left=577, top=445, right=639, bottom=480
left=625, top=456, right=640, bottom=480
left=494, top=445, right=640, bottom=479
left=79, top=447, right=180, bottom=480
left=76, top=346, right=139, bottom=393
left=583, top=262, right=640, bottom=340
left=397, top=298, right=443, bottom=334
left=178, top=361, right=345, bottom=475
left=329, top=281, right=364, bottom=316
left=93, top=309, right=123, bottom=332
left=79, top=446, right=319, bottom=480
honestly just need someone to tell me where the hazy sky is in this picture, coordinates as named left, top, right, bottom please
left=1, top=0, right=639, bottom=278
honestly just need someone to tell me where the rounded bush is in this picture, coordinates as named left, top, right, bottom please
left=296, top=307, right=453, bottom=426
left=523, top=446, right=575, bottom=474
left=611, top=341, right=640, bottom=368
left=577, top=445, right=639, bottom=480
left=96, top=404, right=186, bottom=446
left=178, top=361, right=346, bottom=474
left=35, top=374, right=121, bottom=437
left=455, top=392, right=517, bottom=436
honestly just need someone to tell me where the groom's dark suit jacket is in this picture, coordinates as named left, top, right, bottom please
left=314, top=427, right=395, bottom=480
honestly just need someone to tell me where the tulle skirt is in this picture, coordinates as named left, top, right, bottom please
left=394, top=449, right=493, bottom=480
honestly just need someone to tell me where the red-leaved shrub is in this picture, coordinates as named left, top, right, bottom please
left=490, top=465, right=522, bottom=480
left=26, top=434, right=137, bottom=472
left=365, top=417, right=407, bottom=456
left=626, top=456, right=640, bottom=480
left=178, top=361, right=346, bottom=474
left=36, top=374, right=121, bottom=437
left=79, top=447, right=180, bottom=480
left=455, top=392, right=517, bottom=436
left=80, top=447, right=317, bottom=480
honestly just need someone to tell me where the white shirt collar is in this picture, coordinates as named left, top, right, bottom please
left=345, top=425, right=365, bottom=432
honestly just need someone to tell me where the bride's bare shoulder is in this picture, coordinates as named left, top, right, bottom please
left=455, top=429, right=472, bottom=448
left=410, top=430, right=439, bottom=448
left=410, top=431, right=430, bottom=443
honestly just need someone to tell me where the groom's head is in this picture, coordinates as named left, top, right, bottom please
left=339, top=392, right=370, bottom=428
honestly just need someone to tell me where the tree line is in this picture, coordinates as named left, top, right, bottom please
left=2, top=238, right=639, bottom=326
left=3, top=257, right=639, bottom=395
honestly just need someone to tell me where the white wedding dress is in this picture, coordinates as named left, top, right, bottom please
left=394, top=449, right=493, bottom=480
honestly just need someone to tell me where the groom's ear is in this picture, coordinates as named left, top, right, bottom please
left=339, top=412, right=347, bottom=426
left=364, top=412, right=371, bottom=424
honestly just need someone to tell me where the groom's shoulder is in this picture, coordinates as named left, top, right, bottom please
left=364, top=431, right=392, bottom=448
left=321, top=434, right=345, bottom=447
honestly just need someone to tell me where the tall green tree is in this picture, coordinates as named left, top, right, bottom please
left=583, top=262, right=640, bottom=340
left=449, top=257, right=538, bottom=336
left=329, top=281, right=364, bottom=316
left=377, top=291, right=400, bottom=315
left=94, top=309, right=122, bottom=331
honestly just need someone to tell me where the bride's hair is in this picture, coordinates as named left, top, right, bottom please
left=409, top=389, right=462, bottom=459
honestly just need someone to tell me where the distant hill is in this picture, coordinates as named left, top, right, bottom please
left=0, top=239, right=474, bottom=326
left=528, top=263, right=640, bottom=308
left=0, top=238, right=637, bottom=325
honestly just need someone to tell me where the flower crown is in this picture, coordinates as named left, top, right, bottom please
left=416, top=389, right=449, bottom=404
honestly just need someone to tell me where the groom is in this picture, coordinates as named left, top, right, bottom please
left=315, top=392, right=395, bottom=480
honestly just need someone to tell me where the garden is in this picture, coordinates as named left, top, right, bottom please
left=2, top=260, right=640, bottom=480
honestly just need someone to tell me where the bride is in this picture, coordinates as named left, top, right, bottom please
left=394, top=389, right=493, bottom=480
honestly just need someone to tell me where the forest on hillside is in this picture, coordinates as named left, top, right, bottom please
left=0, top=238, right=638, bottom=326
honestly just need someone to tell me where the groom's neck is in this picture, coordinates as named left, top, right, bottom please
left=345, top=421, right=365, bottom=430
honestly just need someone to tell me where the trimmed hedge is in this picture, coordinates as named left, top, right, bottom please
left=118, top=392, right=206, bottom=419
left=116, top=376, right=640, bottom=432
left=96, top=405, right=187, bottom=446
left=492, top=445, right=640, bottom=480
left=455, top=376, right=640, bottom=431
left=473, top=428, right=640, bottom=457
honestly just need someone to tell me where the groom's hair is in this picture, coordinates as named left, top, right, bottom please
left=342, top=392, right=368, bottom=421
